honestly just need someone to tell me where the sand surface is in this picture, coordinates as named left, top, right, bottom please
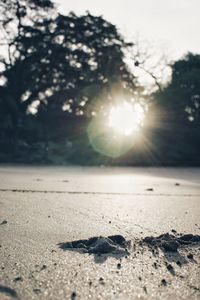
left=0, top=166, right=200, bottom=299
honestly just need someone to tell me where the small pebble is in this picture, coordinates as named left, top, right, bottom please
left=161, top=279, right=167, bottom=286
left=14, top=277, right=23, bottom=282
left=153, top=262, right=158, bottom=269
left=41, top=265, right=47, bottom=270
left=99, top=277, right=104, bottom=284
left=71, top=291, right=76, bottom=299
left=0, top=220, right=8, bottom=225
left=143, top=286, right=147, bottom=293
left=33, top=289, right=41, bottom=294
left=117, top=263, right=121, bottom=269
left=187, top=253, right=194, bottom=259
left=166, top=264, right=173, bottom=271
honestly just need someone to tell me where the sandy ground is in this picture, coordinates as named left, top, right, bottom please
left=0, top=166, right=200, bottom=300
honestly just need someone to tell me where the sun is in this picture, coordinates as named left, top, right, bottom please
left=108, top=102, right=145, bottom=136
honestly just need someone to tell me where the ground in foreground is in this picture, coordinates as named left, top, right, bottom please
left=0, top=166, right=200, bottom=299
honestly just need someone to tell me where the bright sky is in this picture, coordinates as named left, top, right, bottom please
left=54, top=0, right=200, bottom=60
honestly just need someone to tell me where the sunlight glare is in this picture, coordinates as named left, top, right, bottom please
left=108, top=102, right=144, bottom=136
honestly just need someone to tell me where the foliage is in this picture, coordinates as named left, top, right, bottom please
left=0, top=0, right=136, bottom=143
left=154, top=53, right=200, bottom=124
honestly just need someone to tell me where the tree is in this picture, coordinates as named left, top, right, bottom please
left=128, top=37, right=171, bottom=94
left=0, top=0, right=136, bottom=146
left=146, top=53, right=200, bottom=166
left=154, top=53, right=200, bottom=125
left=0, top=0, right=55, bottom=143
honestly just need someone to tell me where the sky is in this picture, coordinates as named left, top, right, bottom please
left=54, top=0, right=200, bottom=60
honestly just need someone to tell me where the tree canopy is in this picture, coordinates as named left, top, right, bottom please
left=154, top=53, right=200, bottom=125
left=0, top=0, right=136, bottom=137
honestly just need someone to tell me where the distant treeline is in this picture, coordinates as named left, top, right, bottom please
left=0, top=0, right=200, bottom=165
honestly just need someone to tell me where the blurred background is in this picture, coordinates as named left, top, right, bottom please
left=0, top=0, right=200, bottom=166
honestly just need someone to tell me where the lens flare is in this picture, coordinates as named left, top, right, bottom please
left=108, top=102, right=144, bottom=136
left=87, top=102, right=145, bottom=158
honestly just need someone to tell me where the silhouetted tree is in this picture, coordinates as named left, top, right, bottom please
left=154, top=53, right=200, bottom=125
left=146, top=53, right=200, bottom=166
left=0, top=0, right=136, bottom=150
left=0, top=0, right=55, bottom=145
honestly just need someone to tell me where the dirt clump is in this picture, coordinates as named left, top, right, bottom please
left=143, top=232, right=200, bottom=252
left=58, top=235, right=130, bottom=255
